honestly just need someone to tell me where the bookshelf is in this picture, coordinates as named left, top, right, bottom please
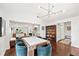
left=46, top=25, right=56, bottom=55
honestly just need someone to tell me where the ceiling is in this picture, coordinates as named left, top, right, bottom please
left=0, top=3, right=79, bottom=22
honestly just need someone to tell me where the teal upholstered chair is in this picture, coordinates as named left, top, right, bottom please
left=16, top=40, right=27, bottom=56
left=37, top=44, right=52, bottom=56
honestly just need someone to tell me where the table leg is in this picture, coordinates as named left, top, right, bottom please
left=27, top=46, right=35, bottom=56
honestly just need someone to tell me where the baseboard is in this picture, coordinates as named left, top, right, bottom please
left=0, top=47, right=10, bottom=56
left=2, top=50, right=6, bottom=56
left=0, top=49, right=6, bottom=56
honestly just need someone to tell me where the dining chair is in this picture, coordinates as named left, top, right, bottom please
left=16, top=39, right=27, bottom=56
left=37, top=44, right=52, bottom=56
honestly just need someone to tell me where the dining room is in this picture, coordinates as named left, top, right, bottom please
left=0, top=3, right=79, bottom=56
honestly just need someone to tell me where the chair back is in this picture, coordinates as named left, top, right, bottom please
left=37, top=44, right=52, bottom=56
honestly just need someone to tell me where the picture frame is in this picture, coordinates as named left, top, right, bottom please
left=67, top=26, right=71, bottom=31
left=42, top=26, right=44, bottom=30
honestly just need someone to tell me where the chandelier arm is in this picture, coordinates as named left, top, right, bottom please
left=50, top=10, right=63, bottom=14
left=40, top=6, right=49, bottom=11
left=40, top=6, right=54, bottom=12
left=37, top=14, right=50, bottom=18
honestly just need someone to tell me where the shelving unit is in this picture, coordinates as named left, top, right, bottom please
left=46, top=25, right=56, bottom=55
left=46, top=25, right=56, bottom=40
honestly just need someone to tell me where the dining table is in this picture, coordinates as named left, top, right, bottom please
left=22, top=37, right=50, bottom=56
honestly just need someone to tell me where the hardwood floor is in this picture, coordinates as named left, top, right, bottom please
left=4, top=47, right=36, bottom=56
left=51, top=40, right=57, bottom=56
left=4, top=43, right=72, bottom=56
left=71, top=46, right=79, bottom=56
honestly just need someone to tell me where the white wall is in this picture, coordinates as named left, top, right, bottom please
left=0, top=35, right=10, bottom=56
left=39, top=20, right=46, bottom=38
left=0, top=8, right=11, bottom=56
left=0, top=9, right=11, bottom=56
left=71, top=16, right=79, bottom=48
left=0, top=9, right=6, bottom=56
left=0, top=37, right=6, bottom=55
left=39, top=25, right=46, bottom=38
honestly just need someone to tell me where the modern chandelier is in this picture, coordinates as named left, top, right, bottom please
left=37, top=3, right=63, bottom=19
